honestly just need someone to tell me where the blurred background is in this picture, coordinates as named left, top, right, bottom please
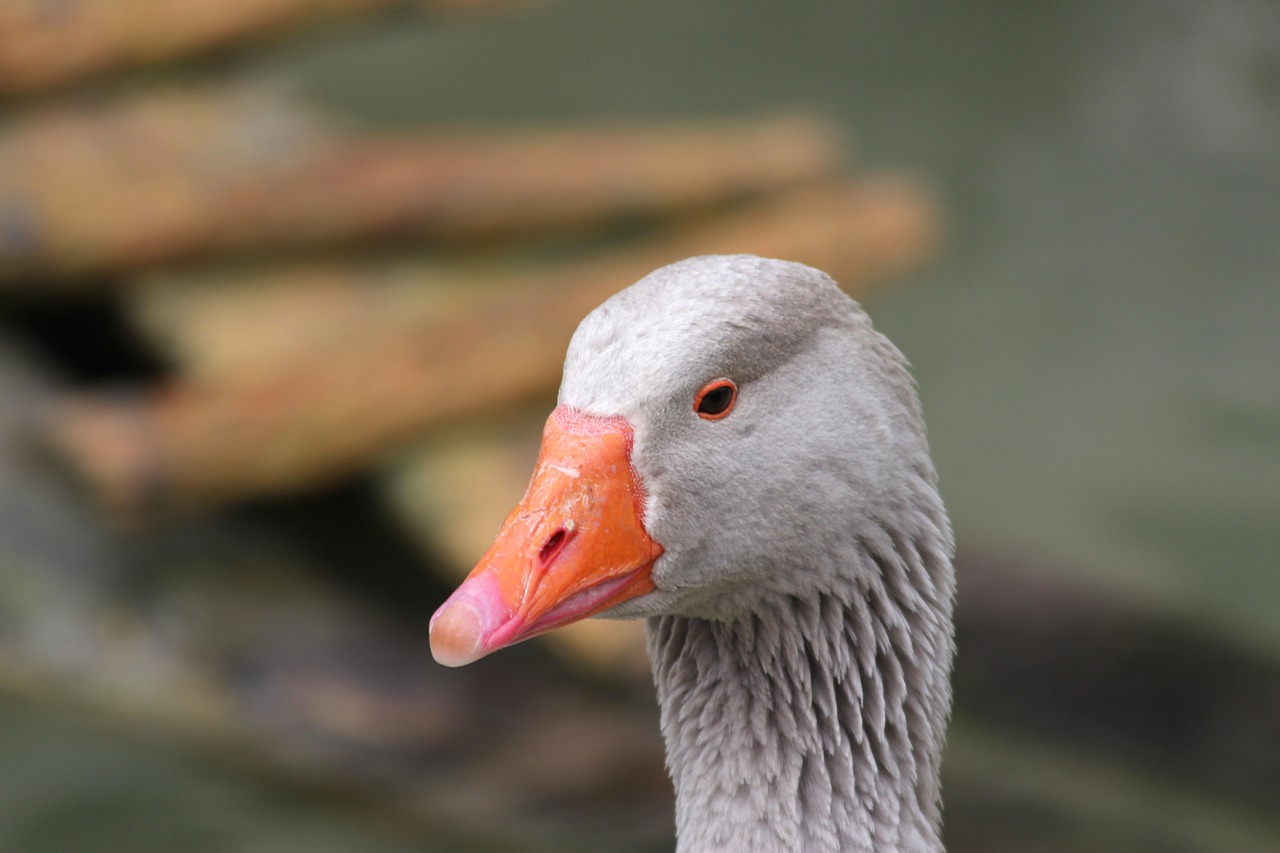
left=1, top=1, right=1278, bottom=851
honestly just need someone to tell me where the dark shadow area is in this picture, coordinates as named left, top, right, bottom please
left=232, top=477, right=452, bottom=620
left=953, top=554, right=1280, bottom=820
left=0, top=289, right=173, bottom=384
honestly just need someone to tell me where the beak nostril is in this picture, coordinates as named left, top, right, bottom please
left=538, top=527, right=570, bottom=567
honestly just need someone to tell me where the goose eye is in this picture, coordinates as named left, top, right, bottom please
left=694, top=379, right=737, bottom=420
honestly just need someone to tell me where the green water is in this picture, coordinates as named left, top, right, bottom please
left=0, top=695, right=438, bottom=853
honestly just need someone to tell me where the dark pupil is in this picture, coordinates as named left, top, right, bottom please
left=698, top=385, right=733, bottom=415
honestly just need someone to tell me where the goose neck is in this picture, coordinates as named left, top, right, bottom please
left=646, top=553, right=952, bottom=853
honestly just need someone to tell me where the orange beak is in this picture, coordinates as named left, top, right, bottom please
left=429, top=406, right=663, bottom=667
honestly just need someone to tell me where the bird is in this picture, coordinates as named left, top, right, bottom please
left=430, top=254, right=955, bottom=853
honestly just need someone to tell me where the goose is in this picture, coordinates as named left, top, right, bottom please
left=430, top=254, right=955, bottom=852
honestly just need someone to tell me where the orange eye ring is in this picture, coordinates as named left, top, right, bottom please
left=694, top=378, right=737, bottom=420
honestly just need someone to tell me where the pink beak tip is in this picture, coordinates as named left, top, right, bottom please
left=429, top=599, right=488, bottom=667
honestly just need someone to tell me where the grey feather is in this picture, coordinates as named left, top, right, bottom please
left=560, top=255, right=955, bottom=852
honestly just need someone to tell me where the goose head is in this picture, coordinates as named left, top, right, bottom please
left=430, top=253, right=945, bottom=663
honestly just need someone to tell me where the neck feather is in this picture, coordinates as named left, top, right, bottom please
left=645, top=523, right=954, bottom=853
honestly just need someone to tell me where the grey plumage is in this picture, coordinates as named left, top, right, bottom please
left=557, top=255, right=956, bottom=852
left=649, top=528, right=952, bottom=852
